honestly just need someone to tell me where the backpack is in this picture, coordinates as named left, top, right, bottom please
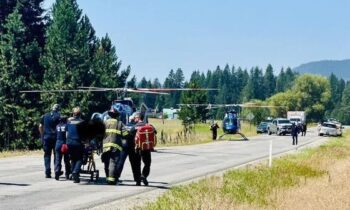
left=135, top=124, right=157, bottom=151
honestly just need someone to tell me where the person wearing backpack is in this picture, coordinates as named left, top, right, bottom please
left=131, top=112, right=157, bottom=186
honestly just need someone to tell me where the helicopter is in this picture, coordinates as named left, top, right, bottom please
left=178, top=103, right=279, bottom=140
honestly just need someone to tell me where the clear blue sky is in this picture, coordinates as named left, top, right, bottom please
left=44, top=0, right=350, bottom=82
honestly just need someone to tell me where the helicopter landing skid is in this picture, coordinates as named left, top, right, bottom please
left=219, top=132, right=248, bottom=141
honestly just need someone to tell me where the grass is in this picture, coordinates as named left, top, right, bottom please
left=139, top=130, right=350, bottom=210
left=149, top=118, right=257, bottom=146
left=0, top=150, right=42, bottom=159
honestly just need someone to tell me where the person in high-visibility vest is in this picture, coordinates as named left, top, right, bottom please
left=102, top=105, right=129, bottom=185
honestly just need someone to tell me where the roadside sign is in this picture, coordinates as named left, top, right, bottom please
left=247, top=113, right=255, bottom=121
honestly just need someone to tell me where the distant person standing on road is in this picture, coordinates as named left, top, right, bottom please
left=210, top=122, right=220, bottom=140
left=301, top=122, right=307, bottom=136
left=39, top=104, right=61, bottom=178
left=291, top=123, right=300, bottom=145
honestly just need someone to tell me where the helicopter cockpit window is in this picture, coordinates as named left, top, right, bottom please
left=224, top=113, right=238, bottom=126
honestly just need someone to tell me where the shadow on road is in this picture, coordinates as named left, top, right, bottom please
left=0, top=182, right=30, bottom=186
left=80, top=178, right=170, bottom=189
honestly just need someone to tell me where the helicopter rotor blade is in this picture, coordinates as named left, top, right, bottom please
left=126, top=89, right=169, bottom=95
left=19, top=89, right=103, bottom=93
left=138, top=88, right=219, bottom=92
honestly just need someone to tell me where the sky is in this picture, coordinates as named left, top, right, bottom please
left=44, top=0, right=350, bottom=82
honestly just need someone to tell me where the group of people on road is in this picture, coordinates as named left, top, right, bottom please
left=39, top=103, right=156, bottom=186
left=39, top=105, right=85, bottom=182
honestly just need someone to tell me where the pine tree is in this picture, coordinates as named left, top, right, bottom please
left=284, top=67, right=298, bottom=90
left=179, top=81, right=208, bottom=124
left=163, top=69, right=175, bottom=107
left=89, top=35, right=130, bottom=113
left=276, top=68, right=286, bottom=92
left=263, top=64, right=276, bottom=98
left=41, top=0, right=96, bottom=115
left=0, top=0, right=46, bottom=83
left=0, top=0, right=46, bottom=45
left=173, top=68, right=185, bottom=107
left=0, top=7, right=41, bottom=149
left=336, top=83, right=350, bottom=124
left=162, top=68, right=184, bottom=108
left=241, top=67, right=263, bottom=101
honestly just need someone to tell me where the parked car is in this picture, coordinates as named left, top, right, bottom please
left=267, top=118, right=292, bottom=135
left=327, top=120, right=343, bottom=136
left=256, top=122, right=268, bottom=134
left=318, top=122, right=338, bottom=136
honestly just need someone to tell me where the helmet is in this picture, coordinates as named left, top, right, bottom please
left=133, top=112, right=141, bottom=119
left=107, top=105, right=121, bottom=118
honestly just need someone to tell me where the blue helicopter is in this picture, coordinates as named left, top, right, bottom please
left=220, top=109, right=248, bottom=140
left=178, top=102, right=278, bottom=140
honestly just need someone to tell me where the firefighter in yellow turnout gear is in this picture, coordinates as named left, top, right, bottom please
left=101, top=107, right=129, bottom=185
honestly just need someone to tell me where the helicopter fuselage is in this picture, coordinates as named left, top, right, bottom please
left=222, top=110, right=240, bottom=134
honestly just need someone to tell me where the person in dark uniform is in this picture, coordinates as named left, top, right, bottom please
left=115, top=114, right=140, bottom=185
left=66, top=107, right=83, bottom=183
left=39, top=104, right=61, bottom=178
left=210, top=122, right=220, bottom=140
left=54, top=116, right=71, bottom=180
left=301, top=122, right=307, bottom=136
left=291, top=122, right=300, bottom=145
left=131, top=112, right=157, bottom=186
left=101, top=106, right=128, bottom=185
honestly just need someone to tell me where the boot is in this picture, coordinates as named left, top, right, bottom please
left=65, top=173, right=70, bottom=180
left=55, top=171, right=63, bottom=181
left=73, top=173, right=80, bottom=183
left=141, top=176, right=148, bottom=186
left=107, top=180, right=116, bottom=185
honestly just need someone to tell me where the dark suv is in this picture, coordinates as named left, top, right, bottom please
left=256, top=122, right=268, bottom=134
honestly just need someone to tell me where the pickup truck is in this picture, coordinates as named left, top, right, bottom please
left=267, top=118, right=293, bottom=135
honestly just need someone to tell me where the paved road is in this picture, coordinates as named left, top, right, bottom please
left=0, top=128, right=328, bottom=210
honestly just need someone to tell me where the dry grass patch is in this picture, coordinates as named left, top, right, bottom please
left=0, top=150, right=42, bottom=158
left=149, top=118, right=256, bottom=146
left=140, top=131, right=350, bottom=210
left=270, top=157, right=350, bottom=210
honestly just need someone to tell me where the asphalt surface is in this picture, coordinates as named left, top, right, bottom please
left=0, top=128, right=330, bottom=210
